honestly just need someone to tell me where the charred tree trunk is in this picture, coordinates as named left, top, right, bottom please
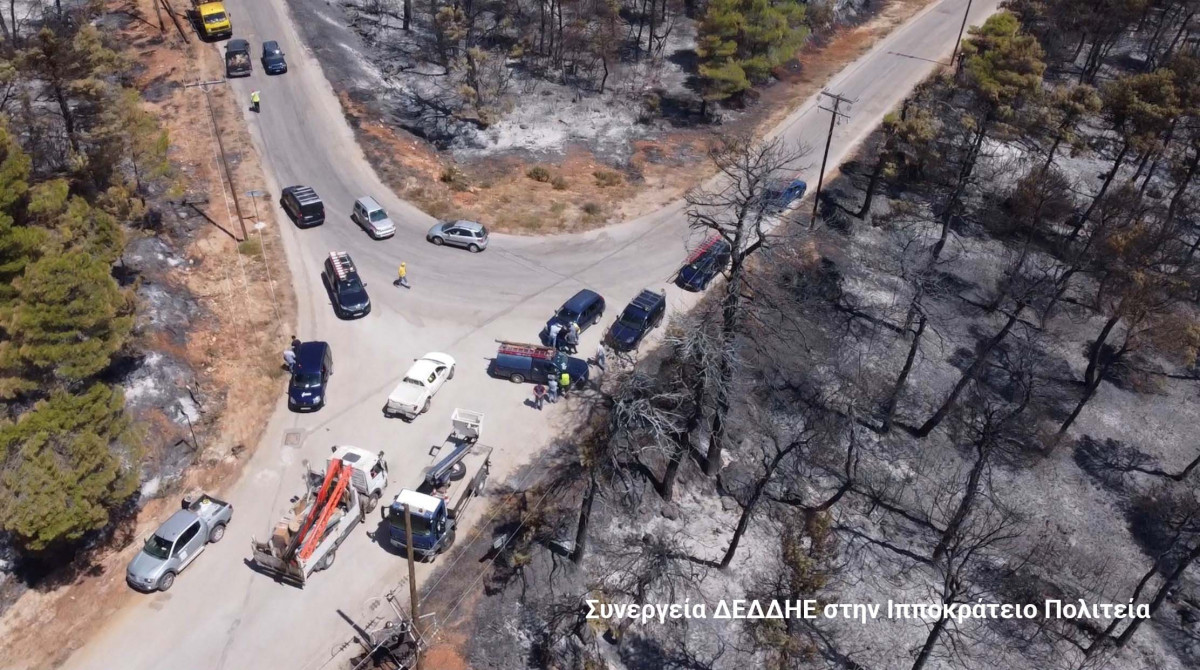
left=911, top=611, right=952, bottom=670
left=1113, top=539, right=1200, bottom=648
left=1070, top=139, right=1131, bottom=242
left=931, top=441, right=990, bottom=562
left=857, top=150, right=887, bottom=219
left=718, top=442, right=792, bottom=568
left=881, top=313, right=926, bottom=433
left=663, top=373, right=706, bottom=500
left=570, top=470, right=596, bottom=563
left=914, top=304, right=1024, bottom=438
left=931, top=122, right=988, bottom=263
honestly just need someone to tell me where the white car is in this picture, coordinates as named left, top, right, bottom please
left=385, top=353, right=456, bottom=420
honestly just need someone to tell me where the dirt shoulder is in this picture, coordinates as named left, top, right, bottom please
left=321, top=0, right=937, bottom=234
left=0, top=2, right=295, bottom=668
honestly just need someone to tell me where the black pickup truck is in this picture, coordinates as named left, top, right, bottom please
left=225, top=38, right=252, bottom=77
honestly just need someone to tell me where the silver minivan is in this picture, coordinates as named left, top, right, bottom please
left=426, top=219, right=488, bottom=252
left=352, top=196, right=396, bottom=239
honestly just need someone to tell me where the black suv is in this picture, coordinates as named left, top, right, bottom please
left=323, top=252, right=371, bottom=318
left=608, top=289, right=666, bottom=351
left=280, top=185, right=324, bottom=227
left=676, top=238, right=732, bottom=292
left=540, top=289, right=605, bottom=345
left=288, top=341, right=332, bottom=411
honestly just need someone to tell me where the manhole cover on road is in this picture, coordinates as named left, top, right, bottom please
left=283, top=430, right=305, bottom=447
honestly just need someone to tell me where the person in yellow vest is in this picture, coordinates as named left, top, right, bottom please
left=559, top=370, right=571, bottom=396
left=394, top=262, right=409, bottom=288
left=250, top=90, right=260, bottom=113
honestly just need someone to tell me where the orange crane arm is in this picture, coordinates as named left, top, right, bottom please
left=297, top=463, right=351, bottom=561
left=284, top=459, right=339, bottom=560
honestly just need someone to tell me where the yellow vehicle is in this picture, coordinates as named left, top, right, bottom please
left=194, top=1, right=232, bottom=40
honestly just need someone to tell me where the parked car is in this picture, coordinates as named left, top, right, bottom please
left=385, top=353, right=456, bottom=420
left=126, top=493, right=233, bottom=592
left=608, top=288, right=666, bottom=352
left=764, top=178, right=808, bottom=213
left=352, top=196, right=396, bottom=239
left=539, top=289, right=605, bottom=346
left=224, top=38, right=252, bottom=77
left=261, top=40, right=287, bottom=74
left=427, top=220, right=488, bottom=252
left=280, top=185, right=324, bottom=227
left=289, top=341, right=333, bottom=411
left=490, top=341, right=589, bottom=386
left=323, top=251, right=371, bottom=318
left=676, top=237, right=732, bottom=292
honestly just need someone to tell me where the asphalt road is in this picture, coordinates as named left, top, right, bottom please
left=61, top=0, right=999, bottom=668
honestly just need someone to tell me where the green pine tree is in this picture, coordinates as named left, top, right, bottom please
left=0, top=384, right=139, bottom=553
left=0, top=249, right=132, bottom=395
left=696, top=0, right=808, bottom=105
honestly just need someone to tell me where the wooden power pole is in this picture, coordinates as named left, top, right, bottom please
left=403, top=503, right=423, bottom=670
left=809, top=90, right=854, bottom=229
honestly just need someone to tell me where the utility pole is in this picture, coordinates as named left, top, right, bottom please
left=186, top=79, right=248, bottom=240
left=810, top=90, right=853, bottom=229
left=949, top=0, right=975, bottom=71
left=403, top=504, right=423, bottom=670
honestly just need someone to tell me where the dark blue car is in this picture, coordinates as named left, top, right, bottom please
left=765, top=178, right=807, bottom=212
left=288, top=341, right=332, bottom=411
left=608, top=289, right=666, bottom=351
left=676, top=238, right=732, bottom=292
left=261, top=40, right=287, bottom=75
left=540, top=289, right=605, bottom=346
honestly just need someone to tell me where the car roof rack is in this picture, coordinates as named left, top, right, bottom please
left=685, top=235, right=724, bottom=265
left=630, top=289, right=664, bottom=311
left=328, top=251, right=354, bottom=280
left=495, top=340, right=557, bottom=361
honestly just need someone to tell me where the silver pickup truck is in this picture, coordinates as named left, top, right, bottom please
left=126, top=492, right=233, bottom=592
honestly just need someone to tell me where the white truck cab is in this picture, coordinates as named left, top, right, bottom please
left=328, top=446, right=389, bottom=511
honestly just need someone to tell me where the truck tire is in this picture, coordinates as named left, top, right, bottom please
left=208, top=523, right=226, bottom=543
left=447, top=461, right=467, bottom=481
left=316, top=550, right=336, bottom=572
left=158, top=571, right=176, bottom=592
left=363, top=491, right=381, bottom=514
left=509, top=373, right=525, bottom=384
left=441, top=528, right=457, bottom=552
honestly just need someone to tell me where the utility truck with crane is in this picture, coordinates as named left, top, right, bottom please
left=382, top=409, right=492, bottom=561
left=251, top=446, right=389, bottom=586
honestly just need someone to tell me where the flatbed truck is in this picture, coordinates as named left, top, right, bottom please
left=251, top=446, right=389, bottom=586
left=382, top=409, right=492, bottom=561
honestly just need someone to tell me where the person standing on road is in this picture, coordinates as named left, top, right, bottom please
left=559, top=370, right=571, bottom=396
left=547, top=377, right=558, bottom=403
left=533, top=383, right=546, bottom=410
left=547, top=322, right=562, bottom=349
left=291, top=336, right=301, bottom=351
left=594, top=344, right=606, bottom=372
left=564, top=325, right=579, bottom=354
left=250, top=90, right=261, bottom=113
left=394, top=262, right=410, bottom=288
left=283, top=347, right=296, bottom=371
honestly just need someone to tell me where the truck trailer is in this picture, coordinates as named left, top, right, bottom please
left=382, top=409, right=492, bottom=561
left=251, top=447, right=389, bottom=586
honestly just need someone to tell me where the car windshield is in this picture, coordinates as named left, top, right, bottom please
left=555, top=308, right=579, bottom=322
left=339, top=276, right=364, bottom=291
left=388, top=510, right=434, bottom=534
left=205, top=12, right=226, bottom=23
left=143, top=534, right=172, bottom=559
left=369, top=210, right=389, bottom=222
left=553, top=352, right=569, bottom=370
left=292, top=370, right=322, bottom=388
left=618, top=309, right=647, bottom=327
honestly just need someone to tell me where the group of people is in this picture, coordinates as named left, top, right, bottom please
left=546, top=320, right=580, bottom=353
left=531, top=340, right=607, bottom=411
left=282, top=336, right=302, bottom=371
